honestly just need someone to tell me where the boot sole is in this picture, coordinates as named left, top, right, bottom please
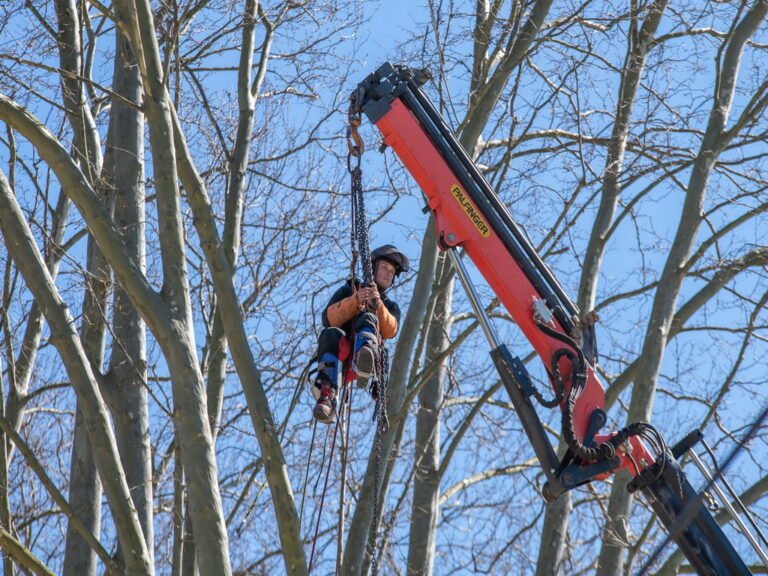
left=355, top=347, right=375, bottom=388
left=313, top=404, right=336, bottom=424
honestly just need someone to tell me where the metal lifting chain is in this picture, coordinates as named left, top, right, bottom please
left=347, top=93, right=374, bottom=288
left=352, top=168, right=374, bottom=287
left=348, top=93, right=389, bottom=575
left=375, top=348, right=390, bottom=432
left=367, top=346, right=390, bottom=576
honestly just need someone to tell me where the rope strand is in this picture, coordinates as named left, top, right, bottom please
left=308, top=388, right=345, bottom=574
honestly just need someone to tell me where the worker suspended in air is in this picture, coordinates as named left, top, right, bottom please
left=311, top=244, right=410, bottom=423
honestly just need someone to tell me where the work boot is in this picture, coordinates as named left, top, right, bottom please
left=313, top=384, right=337, bottom=424
left=355, top=344, right=376, bottom=390
left=311, top=351, right=341, bottom=421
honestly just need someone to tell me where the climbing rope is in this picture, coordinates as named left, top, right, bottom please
left=299, top=421, right=318, bottom=530
left=308, top=384, right=348, bottom=574
left=337, top=385, right=355, bottom=574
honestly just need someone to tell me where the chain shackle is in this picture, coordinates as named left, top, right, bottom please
left=346, top=120, right=365, bottom=160
left=347, top=88, right=365, bottom=162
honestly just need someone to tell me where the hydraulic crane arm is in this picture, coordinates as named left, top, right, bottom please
left=351, top=62, right=758, bottom=575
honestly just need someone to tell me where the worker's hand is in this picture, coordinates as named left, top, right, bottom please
left=355, top=286, right=367, bottom=305
left=366, top=284, right=381, bottom=308
left=356, top=284, right=380, bottom=308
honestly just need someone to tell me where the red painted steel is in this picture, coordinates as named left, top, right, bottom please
left=375, top=98, right=654, bottom=476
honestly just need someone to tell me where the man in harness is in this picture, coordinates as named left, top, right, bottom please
left=312, top=245, right=410, bottom=423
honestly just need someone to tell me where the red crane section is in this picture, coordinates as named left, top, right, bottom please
left=374, top=97, right=656, bottom=479
left=350, top=63, right=757, bottom=575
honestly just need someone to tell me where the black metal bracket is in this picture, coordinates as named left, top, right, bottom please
left=550, top=409, right=620, bottom=491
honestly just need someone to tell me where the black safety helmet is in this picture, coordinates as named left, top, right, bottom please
left=371, top=244, right=410, bottom=276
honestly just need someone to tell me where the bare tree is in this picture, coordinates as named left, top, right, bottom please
left=597, top=2, right=768, bottom=574
left=0, top=0, right=361, bottom=574
left=0, top=1, right=766, bottom=575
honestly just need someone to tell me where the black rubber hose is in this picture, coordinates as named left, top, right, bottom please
left=536, top=322, right=614, bottom=461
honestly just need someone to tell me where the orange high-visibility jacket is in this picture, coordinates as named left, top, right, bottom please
left=322, top=279, right=400, bottom=339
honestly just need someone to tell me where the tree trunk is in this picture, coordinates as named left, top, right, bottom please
left=406, top=254, right=453, bottom=576
left=63, top=414, right=101, bottom=576
left=181, top=509, right=197, bottom=576
left=55, top=2, right=109, bottom=572
left=460, top=0, right=554, bottom=150
left=5, top=192, right=70, bottom=444
left=64, top=228, right=109, bottom=576
left=537, top=5, right=668, bottom=575
left=205, top=0, right=262, bottom=439
left=577, top=0, right=668, bottom=312
left=169, top=63, right=309, bottom=576
left=103, top=25, right=153, bottom=560
left=534, top=478, right=572, bottom=576
left=0, top=355, right=14, bottom=576
left=115, top=2, right=233, bottom=573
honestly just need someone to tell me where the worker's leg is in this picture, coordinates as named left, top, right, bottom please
left=312, top=327, right=345, bottom=423
left=353, top=312, right=378, bottom=389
